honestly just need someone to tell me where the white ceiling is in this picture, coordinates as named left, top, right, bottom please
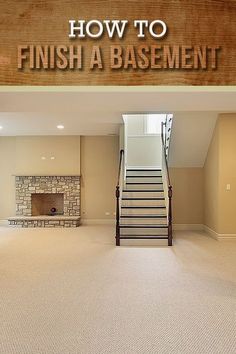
left=0, top=88, right=235, bottom=136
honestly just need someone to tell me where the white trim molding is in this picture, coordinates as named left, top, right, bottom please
left=0, top=219, right=9, bottom=226
left=204, top=225, right=236, bottom=240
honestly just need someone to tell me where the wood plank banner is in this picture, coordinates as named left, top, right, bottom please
left=0, top=0, right=236, bottom=85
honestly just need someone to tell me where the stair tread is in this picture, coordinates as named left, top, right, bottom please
left=121, top=206, right=166, bottom=209
left=126, top=182, right=163, bottom=185
left=120, top=236, right=168, bottom=239
left=127, top=169, right=162, bottom=171
left=123, top=190, right=164, bottom=192
left=126, top=175, right=162, bottom=178
left=122, top=197, right=164, bottom=200
left=121, top=215, right=166, bottom=217
left=120, top=225, right=168, bottom=228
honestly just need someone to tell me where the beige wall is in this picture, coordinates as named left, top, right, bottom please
left=170, top=168, right=204, bottom=225
left=15, top=136, right=80, bottom=175
left=204, top=120, right=220, bottom=232
left=0, top=137, right=16, bottom=219
left=0, top=136, right=80, bottom=219
left=204, top=114, right=236, bottom=234
left=80, top=136, right=119, bottom=220
left=218, top=114, right=236, bottom=234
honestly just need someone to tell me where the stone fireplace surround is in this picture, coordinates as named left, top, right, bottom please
left=8, top=176, right=80, bottom=227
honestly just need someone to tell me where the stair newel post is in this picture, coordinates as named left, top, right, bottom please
left=116, top=185, right=120, bottom=246
left=168, top=185, right=173, bottom=246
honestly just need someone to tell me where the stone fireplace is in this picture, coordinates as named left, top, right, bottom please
left=8, top=176, right=80, bottom=227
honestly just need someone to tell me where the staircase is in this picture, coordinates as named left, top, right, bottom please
left=120, top=168, right=168, bottom=241
left=115, top=115, right=173, bottom=246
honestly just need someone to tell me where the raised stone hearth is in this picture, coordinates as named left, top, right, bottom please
left=8, top=216, right=79, bottom=228
left=8, top=175, right=80, bottom=228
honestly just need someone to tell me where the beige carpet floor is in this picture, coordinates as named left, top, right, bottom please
left=0, top=225, right=235, bottom=354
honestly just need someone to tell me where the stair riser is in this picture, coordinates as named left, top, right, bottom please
left=120, top=218, right=167, bottom=225
left=122, top=200, right=165, bottom=207
left=121, top=208, right=166, bottom=216
left=120, top=229, right=168, bottom=236
left=126, top=177, right=162, bottom=183
left=125, top=184, right=163, bottom=190
left=126, top=170, right=162, bottom=177
left=122, top=191, right=164, bottom=199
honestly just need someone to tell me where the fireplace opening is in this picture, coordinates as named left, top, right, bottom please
left=31, top=193, right=64, bottom=216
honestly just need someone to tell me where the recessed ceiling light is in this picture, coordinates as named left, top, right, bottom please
left=57, top=125, right=64, bottom=130
left=0, top=126, right=3, bottom=130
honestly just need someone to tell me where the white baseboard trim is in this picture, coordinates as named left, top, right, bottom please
left=0, top=219, right=9, bottom=226
left=204, top=225, right=236, bottom=240
left=81, top=219, right=115, bottom=225
left=204, top=226, right=218, bottom=240
left=173, top=224, right=204, bottom=231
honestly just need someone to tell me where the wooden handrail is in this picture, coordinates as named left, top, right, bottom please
left=117, top=149, right=124, bottom=187
left=161, top=122, right=171, bottom=187
left=116, top=149, right=124, bottom=246
left=161, top=120, right=173, bottom=246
